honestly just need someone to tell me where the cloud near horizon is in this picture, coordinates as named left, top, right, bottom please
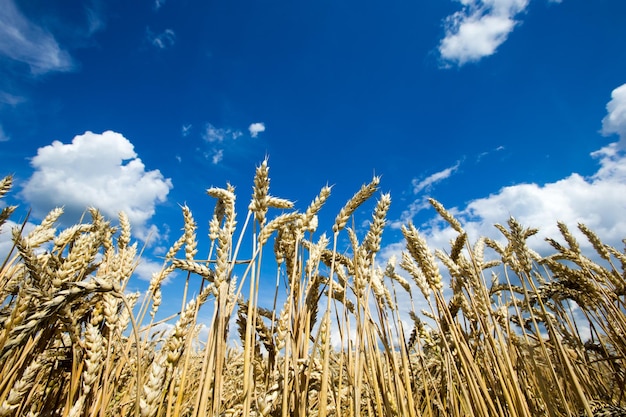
left=439, top=0, right=531, bottom=66
left=388, top=82, right=626, bottom=260
left=21, top=131, right=173, bottom=241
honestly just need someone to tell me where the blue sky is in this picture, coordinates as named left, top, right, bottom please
left=2, top=0, right=626, bottom=312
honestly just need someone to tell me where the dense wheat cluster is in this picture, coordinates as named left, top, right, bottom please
left=1, top=166, right=625, bottom=417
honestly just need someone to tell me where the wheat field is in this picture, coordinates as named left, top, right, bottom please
left=1, top=164, right=625, bottom=417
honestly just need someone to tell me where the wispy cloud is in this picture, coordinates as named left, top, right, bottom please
left=0, top=0, right=75, bottom=74
left=203, top=123, right=242, bottom=143
left=0, top=92, right=25, bottom=106
left=181, top=124, right=192, bottom=137
left=412, top=161, right=461, bottom=194
left=248, top=122, right=266, bottom=138
left=147, top=28, right=176, bottom=49
left=438, top=0, right=530, bottom=66
left=201, top=123, right=244, bottom=164
left=0, top=124, right=9, bottom=142
left=211, top=149, right=224, bottom=165
left=21, top=131, right=173, bottom=241
left=153, top=0, right=166, bottom=11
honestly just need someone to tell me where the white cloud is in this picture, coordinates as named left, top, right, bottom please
left=412, top=161, right=461, bottom=194
left=248, top=122, right=266, bottom=138
left=393, top=84, right=626, bottom=259
left=203, top=123, right=242, bottom=143
left=211, top=149, right=224, bottom=165
left=0, top=0, right=75, bottom=73
left=147, top=28, right=176, bottom=49
left=21, top=131, right=173, bottom=240
left=134, top=257, right=170, bottom=283
left=181, top=124, right=192, bottom=137
left=438, top=0, right=530, bottom=66
left=0, top=124, right=8, bottom=142
left=201, top=123, right=244, bottom=165
left=601, top=83, right=626, bottom=145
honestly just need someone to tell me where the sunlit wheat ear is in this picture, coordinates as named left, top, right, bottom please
left=171, top=259, right=214, bottom=282
left=140, top=353, right=167, bottom=417
left=275, top=299, right=290, bottom=351
left=267, top=196, right=294, bottom=210
left=449, top=232, right=467, bottom=263
left=258, top=212, right=302, bottom=246
left=101, top=291, right=119, bottom=327
left=149, top=287, right=162, bottom=319
left=429, top=198, right=463, bottom=234
left=56, top=231, right=100, bottom=284
left=12, top=228, right=44, bottom=282
left=82, top=322, right=105, bottom=394
left=0, top=175, right=16, bottom=227
left=371, top=265, right=394, bottom=309
left=0, top=358, right=42, bottom=416
left=557, top=221, right=581, bottom=254
left=304, top=233, right=330, bottom=278
left=0, top=174, right=12, bottom=197
left=401, top=223, right=443, bottom=291
left=164, top=284, right=212, bottom=365
left=25, top=207, right=63, bottom=248
left=249, top=158, right=270, bottom=224
left=117, top=291, right=139, bottom=334
left=117, top=211, right=131, bottom=249
left=496, top=217, right=539, bottom=274
left=577, top=223, right=612, bottom=262
left=333, top=176, right=380, bottom=233
left=207, top=185, right=237, bottom=234
left=0, top=205, right=16, bottom=228
left=303, top=185, right=332, bottom=231
left=180, top=205, right=198, bottom=260
left=1, top=278, right=118, bottom=358
left=384, top=255, right=412, bottom=294
left=363, top=192, right=391, bottom=256
left=400, top=251, right=431, bottom=297
left=52, top=223, right=91, bottom=253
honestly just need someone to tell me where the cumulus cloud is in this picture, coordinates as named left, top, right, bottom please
left=147, top=28, right=176, bottom=49
left=601, top=83, right=626, bottom=145
left=392, top=84, right=626, bottom=259
left=134, top=257, right=172, bottom=283
left=0, top=0, right=75, bottom=74
left=248, top=122, right=266, bottom=138
left=21, top=131, right=172, bottom=240
left=438, top=0, right=530, bottom=66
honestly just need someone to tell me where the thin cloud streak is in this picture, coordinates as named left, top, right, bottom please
left=412, top=161, right=461, bottom=194
left=0, top=0, right=75, bottom=74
